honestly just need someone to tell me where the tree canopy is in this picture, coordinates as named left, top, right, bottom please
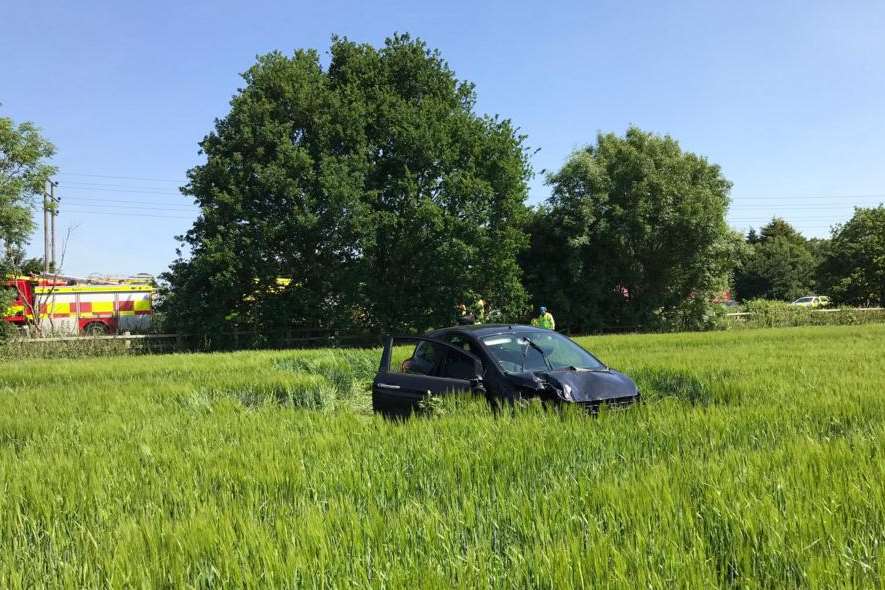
left=1, top=114, right=55, bottom=335
left=161, top=35, right=531, bottom=340
left=521, top=128, right=737, bottom=332
left=734, top=218, right=818, bottom=302
left=0, top=115, right=55, bottom=266
left=819, top=205, right=885, bottom=307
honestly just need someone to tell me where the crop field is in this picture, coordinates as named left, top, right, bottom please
left=1, top=325, right=884, bottom=588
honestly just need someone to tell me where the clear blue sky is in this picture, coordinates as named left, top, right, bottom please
left=4, top=0, right=884, bottom=277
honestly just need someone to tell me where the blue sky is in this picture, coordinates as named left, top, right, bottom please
left=3, top=0, right=884, bottom=277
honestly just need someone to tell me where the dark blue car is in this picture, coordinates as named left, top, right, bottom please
left=372, top=324, right=640, bottom=416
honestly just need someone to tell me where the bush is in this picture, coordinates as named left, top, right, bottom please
left=726, top=299, right=885, bottom=329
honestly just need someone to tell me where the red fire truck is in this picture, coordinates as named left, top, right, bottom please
left=3, top=275, right=155, bottom=336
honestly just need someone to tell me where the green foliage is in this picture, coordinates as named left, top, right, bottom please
left=522, top=128, right=737, bottom=333
left=818, top=205, right=885, bottom=307
left=729, top=299, right=885, bottom=328
left=162, top=34, right=531, bottom=341
left=0, top=115, right=56, bottom=255
left=2, top=326, right=884, bottom=587
left=734, top=219, right=818, bottom=302
left=0, top=336, right=173, bottom=360
left=0, top=115, right=55, bottom=341
left=757, top=217, right=805, bottom=245
left=1, top=245, right=43, bottom=275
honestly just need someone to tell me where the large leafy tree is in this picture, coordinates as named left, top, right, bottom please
left=818, top=205, right=885, bottom=306
left=1, top=115, right=56, bottom=335
left=162, top=35, right=531, bottom=340
left=522, top=128, right=736, bottom=332
left=733, top=218, right=818, bottom=301
left=0, top=115, right=56, bottom=269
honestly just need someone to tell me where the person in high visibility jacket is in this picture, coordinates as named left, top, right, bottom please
left=532, top=306, right=555, bottom=330
left=472, top=298, right=486, bottom=324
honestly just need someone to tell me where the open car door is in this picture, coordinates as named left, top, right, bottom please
left=372, top=336, right=485, bottom=417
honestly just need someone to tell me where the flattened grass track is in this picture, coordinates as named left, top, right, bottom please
left=1, top=325, right=883, bottom=587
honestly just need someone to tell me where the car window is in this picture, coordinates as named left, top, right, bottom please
left=390, top=340, right=474, bottom=379
left=482, top=332, right=605, bottom=373
left=391, top=341, right=438, bottom=375
left=444, top=334, right=482, bottom=356
left=438, top=348, right=478, bottom=380
left=795, top=297, right=813, bottom=303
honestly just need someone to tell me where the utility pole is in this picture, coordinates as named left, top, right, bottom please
left=42, top=179, right=59, bottom=274
left=50, top=181, right=57, bottom=271
left=43, top=182, right=50, bottom=273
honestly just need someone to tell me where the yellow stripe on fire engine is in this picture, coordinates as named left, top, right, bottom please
left=92, top=301, right=114, bottom=313
left=34, top=285, right=155, bottom=295
left=134, top=299, right=151, bottom=311
left=44, top=302, right=71, bottom=315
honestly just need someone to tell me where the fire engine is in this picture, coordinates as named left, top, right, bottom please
left=3, top=275, right=155, bottom=336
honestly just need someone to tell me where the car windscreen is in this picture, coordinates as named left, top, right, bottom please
left=794, top=297, right=814, bottom=303
left=481, top=332, right=606, bottom=373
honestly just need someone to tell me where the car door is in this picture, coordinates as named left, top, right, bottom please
left=372, top=336, right=483, bottom=417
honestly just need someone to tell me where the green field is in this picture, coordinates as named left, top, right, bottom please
left=2, top=325, right=884, bottom=588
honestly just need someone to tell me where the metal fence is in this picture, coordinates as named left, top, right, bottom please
left=5, top=329, right=383, bottom=356
left=5, top=307, right=884, bottom=358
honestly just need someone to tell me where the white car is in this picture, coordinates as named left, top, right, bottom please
left=790, top=295, right=830, bottom=308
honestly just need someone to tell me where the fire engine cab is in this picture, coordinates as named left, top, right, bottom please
left=3, top=275, right=154, bottom=336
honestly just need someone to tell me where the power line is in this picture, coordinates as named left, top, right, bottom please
left=61, top=208, right=195, bottom=220
left=730, top=226, right=841, bottom=229
left=60, top=202, right=196, bottom=213
left=62, top=181, right=185, bottom=191
left=54, top=172, right=885, bottom=197
left=730, top=219, right=845, bottom=223
left=64, top=197, right=197, bottom=209
left=731, top=194, right=884, bottom=201
left=58, top=195, right=874, bottom=211
left=55, top=173, right=885, bottom=201
left=57, top=172, right=186, bottom=183
left=729, top=205, right=871, bottom=210
left=61, top=186, right=185, bottom=197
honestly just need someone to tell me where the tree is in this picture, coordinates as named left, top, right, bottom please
left=734, top=238, right=816, bottom=302
left=3, top=245, right=43, bottom=275
left=734, top=218, right=817, bottom=301
left=758, top=217, right=805, bottom=244
left=522, top=127, right=736, bottom=332
left=1, top=115, right=56, bottom=335
left=819, top=205, right=885, bottom=307
left=161, top=35, right=531, bottom=341
left=0, top=115, right=56, bottom=267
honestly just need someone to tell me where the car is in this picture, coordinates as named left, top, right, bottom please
left=790, top=295, right=830, bottom=308
left=371, top=324, right=640, bottom=417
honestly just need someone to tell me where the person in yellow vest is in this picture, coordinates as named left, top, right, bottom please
left=472, top=298, right=486, bottom=324
left=532, top=306, right=555, bottom=330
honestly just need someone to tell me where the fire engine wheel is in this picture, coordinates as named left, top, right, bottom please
left=83, top=322, right=110, bottom=336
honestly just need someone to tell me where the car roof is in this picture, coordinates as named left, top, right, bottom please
left=427, top=324, right=550, bottom=339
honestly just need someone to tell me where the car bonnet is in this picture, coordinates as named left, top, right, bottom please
left=535, top=368, right=638, bottom=402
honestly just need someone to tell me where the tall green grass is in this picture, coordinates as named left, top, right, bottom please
left=1, top=325, right=883, bottom=588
